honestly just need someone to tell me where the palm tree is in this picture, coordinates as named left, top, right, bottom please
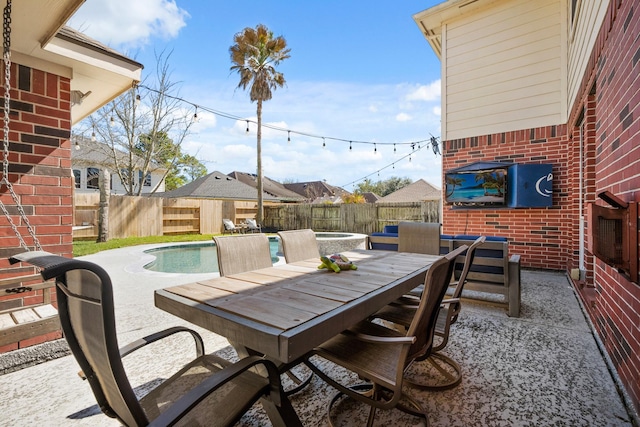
left=230, top=24, right=291, bottom=225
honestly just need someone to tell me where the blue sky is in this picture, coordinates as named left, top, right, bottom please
left=68, top=0, right=444, bottom=191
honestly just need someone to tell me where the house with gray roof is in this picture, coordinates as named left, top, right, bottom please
left=376, top=179, right=441, bottom=203
left=72, top=136, right=167, bottom=195
left=156, top=171, right=279, bottom=202
left=227, top=171, right=305, bottom=202
left=284, top=181, right=351, bottom=203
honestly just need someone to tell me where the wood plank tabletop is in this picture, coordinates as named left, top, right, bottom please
left=155, top=249, right=440, bottom=363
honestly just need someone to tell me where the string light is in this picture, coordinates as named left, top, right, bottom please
left=374, top=143, right=377, bottom=154
left=135, top=94, right=141, bottom=106
left=322, top=137, right=326, bottom=149
left=91, top=126, right=96, bottom=142
left=192, top=106, right=199, bottom=123
left=129, top=83, right=442, bottom=188
left=109, top=116, right=115, bottom=127
left=133, top=83, right=437, bottom=154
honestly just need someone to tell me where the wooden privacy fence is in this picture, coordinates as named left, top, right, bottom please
left=74, top=195, right=440, bottom=239
left=73, top=194, right=258, bottom=239
left=263, top=201, right=441, bottom=234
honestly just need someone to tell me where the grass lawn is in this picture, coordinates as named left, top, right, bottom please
left=73, top=234, right=216, bottom=257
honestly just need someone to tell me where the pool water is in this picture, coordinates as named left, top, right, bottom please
left=144, top=238, right=281, bottom=274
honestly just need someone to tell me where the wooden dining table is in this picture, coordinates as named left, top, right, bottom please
left=154, top=249, right=441, bottom=364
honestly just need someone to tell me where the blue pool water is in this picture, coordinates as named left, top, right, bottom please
left=144, top=238, right=281, bottom=274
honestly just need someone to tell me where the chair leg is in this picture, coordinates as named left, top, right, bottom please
left=326, top=383, right=429, bottom=427
left=404, top=352, right=462, bottom=391
left=282, top=364, right=314, bottom=396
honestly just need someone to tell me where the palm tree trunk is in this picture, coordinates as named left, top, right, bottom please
left=256, top=99, right=264, bottom=225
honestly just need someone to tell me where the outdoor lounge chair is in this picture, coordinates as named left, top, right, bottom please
left=222, top=218, right=243, bottom=234
left=212, top=234, right=313, bottom=395
left=277, top=229, right=320, bottom=263
left=8, top=251, right=302, bottom=427
left=304, top=245, right=467, bottom=426
left=398, top=221, right=441, bottom=255
left=245, top=218, right=262, bottom=233
left=374, top=236, right=486, bottom=390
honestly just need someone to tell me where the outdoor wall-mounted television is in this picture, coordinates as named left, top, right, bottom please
left=445, top=168, right=508, bottom=207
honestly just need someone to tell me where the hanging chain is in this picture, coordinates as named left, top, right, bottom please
left=0, top=0, right=41, bottom=251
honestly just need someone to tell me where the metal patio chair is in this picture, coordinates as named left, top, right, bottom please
left=304, top=245, right=467, bottom=426
left=398, top=221, right=441, bottom=255
left=375, top=235, right=486, bottom=390
left=277, top=229, right=320, bottom=263
left=8, top=251, right=301, bottom=427
left=213, top=234, right=313, bottom=395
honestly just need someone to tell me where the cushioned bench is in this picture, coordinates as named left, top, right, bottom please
left=367, top=230, right=521, bottom=317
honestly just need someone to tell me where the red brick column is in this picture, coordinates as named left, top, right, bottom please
left=0, top=62, right=72, bottom=352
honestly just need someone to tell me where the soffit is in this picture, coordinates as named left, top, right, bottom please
left=9, top=0, right=143, bottom=125
left=413, top=0, right=503, bottom=58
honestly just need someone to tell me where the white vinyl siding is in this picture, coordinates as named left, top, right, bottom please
left=567, top=0, right=609, bottom=111
left=442, top=0, right=565, bottom=140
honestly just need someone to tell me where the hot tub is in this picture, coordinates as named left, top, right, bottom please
left=314, top=232, right=368, bottom=255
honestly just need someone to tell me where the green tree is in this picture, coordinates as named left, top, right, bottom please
left=354, top=176, right=412, bottom=197
left=84, top=51, right=195, bottom=196
left=230, top=24, right=291, bottom=225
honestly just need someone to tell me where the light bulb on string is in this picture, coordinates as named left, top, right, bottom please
left=192, top=106, right=199, bottom=123
left=374, top=143, right=377, bottom=154
left=322, top=138, right=326, bottom=149
left=349, top=141, right=352, bottom=151
left=393, top=143, right=396, bottom=153
left=245, top=120, right=249, bottom=133
left=109, top=116, right=115, bottom=127
left=91, top=127, right=96, bottom=142
left=135, top=94, right=141, bottom=106
left=287, top=131, right=291, bottom=143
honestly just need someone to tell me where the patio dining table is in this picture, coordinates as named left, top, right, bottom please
left=154, top=249, right=441, bottom=364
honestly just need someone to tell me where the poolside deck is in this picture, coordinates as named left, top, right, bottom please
left=0, top=245, right=635, bottom=426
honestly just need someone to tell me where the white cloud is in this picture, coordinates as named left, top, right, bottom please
left=67, top=0, right=189, bottom=49
left=396, top=112, right=412, bottom=122
left=406, top=80, right=441, bottom=102
left=432, top=106, right=442, bottom=116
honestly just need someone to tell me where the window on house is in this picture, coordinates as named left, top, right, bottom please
left=86, top=167, right=100, bottom=190
left=139, top=170, right=151, bottom=187
left=73, top=169, right=81, bottom=188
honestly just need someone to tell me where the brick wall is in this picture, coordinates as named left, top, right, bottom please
left=0, top=62, right=72, bottom=352
left=441, top=0, right=640, bottom=415
left=442, top=124, right=572, bottom=271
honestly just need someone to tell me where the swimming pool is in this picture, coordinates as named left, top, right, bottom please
left=143, top=238, right=281, bottom=274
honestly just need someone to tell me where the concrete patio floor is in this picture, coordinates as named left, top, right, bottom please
left=0, top=244, right=637, bottom=426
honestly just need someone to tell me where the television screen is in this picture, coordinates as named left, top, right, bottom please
left=445, top=168, right=507, bottom=206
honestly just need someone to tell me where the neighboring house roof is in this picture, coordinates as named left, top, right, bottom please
left=71, top=136, right=167, bottom=172
left=311, top=195, right=343, bottom=204
left=227, top=171, right=305, bottom=202
left=362, top=192, right=382, bottom=203
left=13, top=1, right=143, bottom=124
left=376, top=179, right=442, bottom=203
left=283, top=181, right=351, bottom=202
left=156, top=171, right=279, bottom=201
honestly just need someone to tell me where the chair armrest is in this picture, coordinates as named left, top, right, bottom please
left=120, top=326, right=205, bottom=358
left=343, top=329, right=416, bottom=344
left=78, top=326, right=205, bottom=380
left=147, top=356, right=283, bottom=427
left=441, top=297, right=460, bottom=305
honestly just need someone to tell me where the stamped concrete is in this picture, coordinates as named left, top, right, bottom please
left=0, top=244, right=636, bottom=426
